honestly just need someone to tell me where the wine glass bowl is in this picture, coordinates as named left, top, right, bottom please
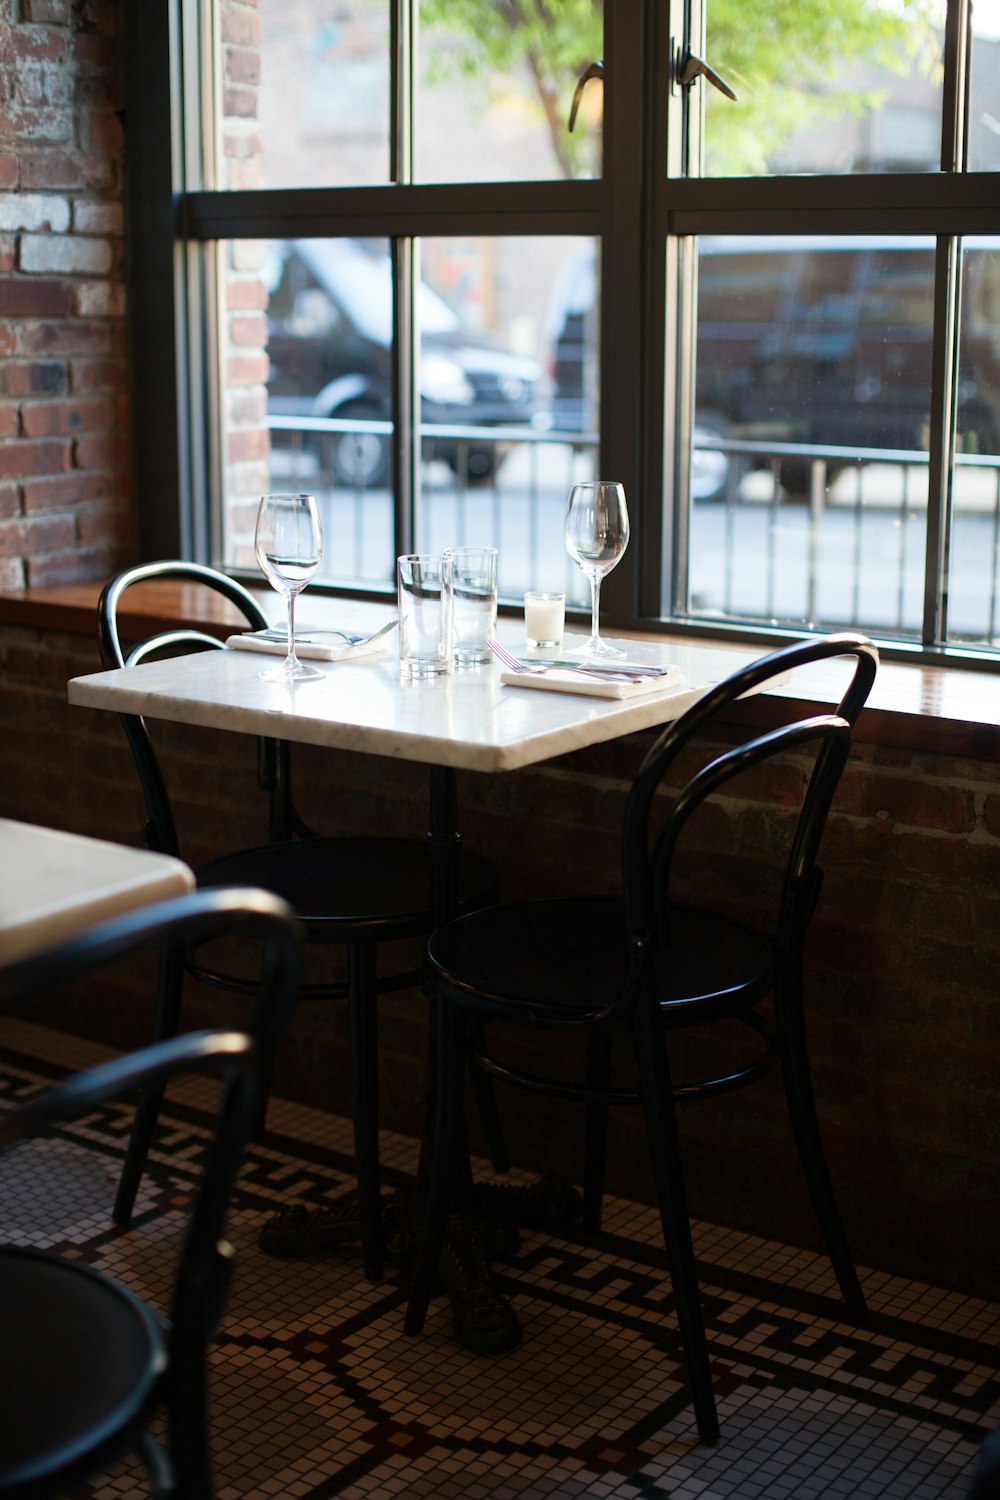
left=564, top=480, right=630, bottom=658
left=254, top=493, right=324, bottom=682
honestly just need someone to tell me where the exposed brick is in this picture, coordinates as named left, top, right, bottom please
left=837, top=764, right=977, bottom=833
left=85, top=109, right=123, bottom=155
left=0, top=361, right=68, bottom=397
left=226, top=276, right=267, bottom=312
left=0, top=238, right=15, bottom=275
left=23, top=0, right=74, bottom=24
left=73, top=428, right=126, bottom=468
left=21, top=395, right=113, bottom=436
left=70, top=356, right=123, bottom=393
left=0, top=437, right=72, bottom=477
left=227, top=426, right=269, bottom=463
left=20, top=232, right=112, bottom=275
left=227, top=351, right=268, bottom=385
left=0, top=557, right=24, bottom=588
left=24, top=320, right=116, bottom=355
left=0, top=511, right=75, bottom=555
left=72, top=198, right=121, bottom=235
left=0, top=193, right=71, bottom=233
left=76, top=499, right=127, bottom=544
left=20, top=152, right=84, bottom=189
left=74, top=279, right=125, bottom=317
left=229, top=312, right=267, bottom=346
left=0, top=409, right=17, bottom=439
left=223, top=86, right=258, bottom=121
left=221, top=9, right=260, bottom=45
left=0, top=482, right=19, bottom=516
left=0, top=155, right=17, bottom=188
left=984, top=793, right=1000, bottom=838
left=24, top=541, right=117, bottom=586
left=22, top=470, right=113, bottom=510
left=227, top=48, right=261, bottom=86
left=0, top=277, right=74, bottom=315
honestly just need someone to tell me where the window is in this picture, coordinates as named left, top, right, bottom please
left=128, top=1, right=1000, bottom=664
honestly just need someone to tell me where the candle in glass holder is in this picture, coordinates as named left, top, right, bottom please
left=524, top=591, right=565, bottom=649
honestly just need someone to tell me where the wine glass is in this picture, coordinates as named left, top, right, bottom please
left=254, top=493, right=324, bottom=682
left=564, top=480, right=630, bottom=659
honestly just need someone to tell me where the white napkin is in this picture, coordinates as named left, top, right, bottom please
left=225, top=632, right=391, bottom=663
left=499, top=665, right=685, bottom=699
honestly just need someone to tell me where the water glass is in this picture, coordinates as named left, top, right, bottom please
left=398, top=554, right=454, bottom=678
left=524, top=591, right=565, bottom=650
left=446, top=546, right=498, bottom=666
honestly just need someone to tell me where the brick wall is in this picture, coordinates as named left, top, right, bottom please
left=0, top=0, right=130, bottom=589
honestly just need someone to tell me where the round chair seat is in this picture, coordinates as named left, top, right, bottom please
left=199, top=837, right=498, bottom=941
left=0, top=1247, right=162, bottom=1491
left=427, top=895, right=773, bottom=1026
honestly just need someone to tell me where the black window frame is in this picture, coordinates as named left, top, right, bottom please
left=126, top=0, right=1000, bottom=669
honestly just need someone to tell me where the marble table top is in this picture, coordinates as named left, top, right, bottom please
left=0, top=818, right=195, bottom=967
left=65, top=627, right=801, bottom=775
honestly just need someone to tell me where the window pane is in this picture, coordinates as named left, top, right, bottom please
left=702, top=1, right=944, bottom=177
left=217, top=236, right=600, bottom=597
left=968, top=6, right=1000, bottom=171
left=218, top=0, right=391, bottom=191
left=947, top=240, right=1000, bottom=645
left=416, top=1, right=602, bottom=182
left=687, top=236, right=936, bottom=637
left=414, top=237, right=599, bottom=604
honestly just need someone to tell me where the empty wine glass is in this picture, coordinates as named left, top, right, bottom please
left=254, top=493, right=324, bottom=682
left=564, top=480, right=630, bottom=658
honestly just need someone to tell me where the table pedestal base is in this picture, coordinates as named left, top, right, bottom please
left=258, top=1176, right=582, bottom=1358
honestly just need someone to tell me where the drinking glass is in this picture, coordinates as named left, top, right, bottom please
left=564, top=480, right=630, bottom=658
left=254, top=493, right=324, bottom=682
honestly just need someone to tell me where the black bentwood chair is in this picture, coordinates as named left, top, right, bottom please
left=0, top=887, right=302, bottom=1499
left=406, top=633, right=878, bottom=1444
left=99, top=561, right=501, bottom=1281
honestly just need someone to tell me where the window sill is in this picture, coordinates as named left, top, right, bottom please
left=3, top=582, right=999, bottom=759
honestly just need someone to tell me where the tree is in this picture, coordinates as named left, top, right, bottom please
left=419, top=0, right=942, bottom=178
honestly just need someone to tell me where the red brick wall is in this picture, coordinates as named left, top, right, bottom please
left=0, top=0, right=130, bottom=589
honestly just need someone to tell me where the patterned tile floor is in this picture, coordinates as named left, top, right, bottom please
left=0, top=1017, right=997, bottom=1500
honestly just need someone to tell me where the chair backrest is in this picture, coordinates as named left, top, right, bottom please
left=0, top=886, right=302, bottom=1495
left=98, top=561, right=295, bottom=858
left=620, top=633, right=878, bottom=994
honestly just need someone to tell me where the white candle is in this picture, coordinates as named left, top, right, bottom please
left=524, top=591, right=565, bottom=648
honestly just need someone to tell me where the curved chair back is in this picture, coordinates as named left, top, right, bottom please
left=97, top=561, right=295, bottom=858
left=618, top=633, right=878, bottom=1016
left=0, top=886, right=302, bottom=1497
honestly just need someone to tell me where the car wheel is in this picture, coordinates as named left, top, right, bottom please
left=322, top=402, right=390, bottom=489
left=444, top=443, right=498, bottom=486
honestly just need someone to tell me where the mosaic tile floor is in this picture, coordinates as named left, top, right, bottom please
left=0, top=1017, right=997, bottom=1500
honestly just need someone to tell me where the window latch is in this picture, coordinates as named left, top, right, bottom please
left=676, top=50, right=738, bottom=101
left=569, top=60, right=604, bottom=132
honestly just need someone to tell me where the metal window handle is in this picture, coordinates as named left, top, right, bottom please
left=677, top=50, right=738, bottom=101
left=569, top=60, right=604, bottom=132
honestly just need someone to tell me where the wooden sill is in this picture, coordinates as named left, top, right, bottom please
left=3, top=582, right=1000, bottom=759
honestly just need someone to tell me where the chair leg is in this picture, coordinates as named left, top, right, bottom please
left=466, top=1025, right=509, bottom=1174
left=775, top=966, right=866, bottom=1315
left=406, top=997, right=465, bottom=1335
left=349, top=941, right=383, bottom=1282
left=114, top=940, right=184, bottom=1227
left=583, top=1031, right=612, bottom=1233
left=633, top=1002, right=719, bottom=1446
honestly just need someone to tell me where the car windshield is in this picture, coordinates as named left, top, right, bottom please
left=269, top=239, right=460, bottom=345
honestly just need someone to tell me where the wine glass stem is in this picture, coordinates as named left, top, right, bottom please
left=285, top=588, right=300, bottom=671
left=588, top=571, right=603, bottom=650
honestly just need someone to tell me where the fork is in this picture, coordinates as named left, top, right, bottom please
left=486, top=638, right=637, bottom=682
left=256, top=618, right=398, bottom=649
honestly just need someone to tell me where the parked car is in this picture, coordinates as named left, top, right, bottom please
left=545, top=237, right=1000, bottom=497
left=264, top=239, right=541, bottom=486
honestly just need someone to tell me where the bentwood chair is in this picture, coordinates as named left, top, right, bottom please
left=0, top=887, right=302, bottom=1499
left=98, top=560, right=501, bottom=1281
left=406, top=634, right=878, bottom=1444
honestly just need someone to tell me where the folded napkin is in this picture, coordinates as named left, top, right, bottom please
left=225, top=631, right=391, bottom=663
left=499, top=665, right=685, bottom=700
